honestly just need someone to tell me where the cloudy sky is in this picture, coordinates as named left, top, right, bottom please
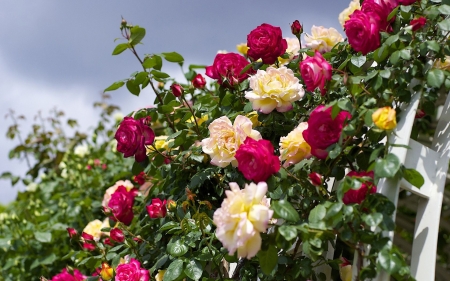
left=0, top=1, right=349, bottom=204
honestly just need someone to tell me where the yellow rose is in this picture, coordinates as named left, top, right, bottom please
left=155, top=269, right=166, bottom=281
left=236, top=43, right=249, bottom=55
left=83, top=218, right=110, bottom=241
left=278, top=37, right=300, bottom=65
left=434, top=56, right=450, bottom=71
left=279, top=122, right=311, bottom=167
left=305, top=25, right=344, bottom=53
left=186, top=114, right=209, bottom=126
left=372, top=106, right=397, bottom=130
left=338, top=0, right=361, bottom=27
left=100, top=262, right=114, bottom=281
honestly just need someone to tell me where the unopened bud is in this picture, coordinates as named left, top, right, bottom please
left=291, top=20, right=303, bottom=36
left=170, top=84, right=183, bottom=97
left=121, top=19, right=127, bottom=27
left=100, top=262, right=114, bottom=280
left=167, top=199, right=177, bottom=211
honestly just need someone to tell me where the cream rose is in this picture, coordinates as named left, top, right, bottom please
left=83, top=218, right=110, bottom=241
left=279, top=37, right=300, bottom=65
left=201, top=115, right=262, bottom=167
left=279, top=122, right=311, bottom=167
left=213, top=182, right=273, bottom=259
left=338, top=0, right=361, bottom=27
left=245, top=66, right=305, bottom=114
left=305, top=25, right=344, bottom=53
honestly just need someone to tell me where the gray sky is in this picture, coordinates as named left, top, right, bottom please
left=0, top=1, right=349, bottom=204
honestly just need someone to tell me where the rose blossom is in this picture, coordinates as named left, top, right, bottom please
left=192, top=73, right=206, bottom=89
left=115, top=258, right=149, bottom=281
left=338, top=0, right=361, bottom=27
left=83, top=218, right=110, bottom=241
left=201, top=115, right=262, bottom=167
left=361, top=0, right=397, bottom=32
left=343, top=171, right=377, bottom=205
left=110, top=228, right=125, bottom=243
left=102, top=180, right=135, bottom=208
left=205, top=53, right=254, bottom=87
left=213, top=182, right=273, bottom=259
left=291, top=20, right=302, bottom=36
left=372, top=106, right=397, bottom=130
left=100, top=262, right=114, bottom=281
left=51, top=268, right=86, bottom=281
left=146, top=198, right=167, bottom=218
left=300, top=51, right=332, bottom=95
left=115, top=117, right=155, bottom=162
left=279, top=122, right=311, bottom=167
left=278, top=38, right=301, bottom=65
left=344, top=10, right=382, bottom=55
left=304, top=25, right=344, bottom=53
left=235, top=138, right=280, bottom=183
left=247, top=23, right=288, bottom=65
left=245, top=66, right=304, bottom=113
left=410, top=17, right=426, bottom=31
left=107, top=186, right=138, bottom=225
left=303, top=105, right=352, bottom=159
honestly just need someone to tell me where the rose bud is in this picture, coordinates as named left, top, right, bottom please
left=101, top=164, right=107, bottom=170
left=133, top=171, right=146, bottom=185
left=410, top=16, right=426, bottom=31
left=146, top=198, right=167, bottom=218
left=192, top=73, right=206, bottom=89
left=133, top=236, right=143, bottom=243
left=110, top=228, right=125, bottom=243
left=170, top=83, right=183, bottom=97
left=104, top=237, right=114, bottom=246
left=308, top=172, right=323, bottom=186
left=81, top=232, right=94, bottom=241
left=66, top=228, right=78, bottom=239
left=164, top=157, right=171, bottom=164
left=415, top=109, right=426, bottom=119
left=372, top=106, right=397, bottom=130
left=100, top=262, right=114, bottom=281
left=291, top=20, right=303, bottom=36
left=82, top=242, right=96, bottom=251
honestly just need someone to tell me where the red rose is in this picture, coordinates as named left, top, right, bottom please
left=291, top=20, right=303, bottom=36
left=51, top=268, right=86, bottom=281
left=399, top=0, right=417, bottom=5
left=343, top=171, right=377, bottom=205
left=205, top=53, right=254, bottom=87
left=303, top=105, right=352, bottom=159
left=235, top=138, right=280, bottom=183
left=300, top=51, right=332, bottom=95
left=133, top=171, right=146, bottom=185
left=81, top=232, right=94, bottom=241
left=110, top=228, right=125, bottom=243
left=115, top=258, right=149, bottom=281
left=308, top=172, right=323, bottom=186
left=107, top=186, right=137, bottom=225
left=82, top=242, right=96, bottom=251
left=192, top=73, right=206, bottom=89
left=344, top=10, right=382, bottom=55
left=67, top=227, right=78, bottom=239
left=146, top=198, right=167, bottom=218
left=247, top=23, right=288, bottom=65
left=170, top=83, right=183, bottom=97
left=361, top=0, right=397, bottom=31
left=115, top=117, right=155, bottom=162
left=104, top=237, right=114, bottom=246
left=410, top=17, right=426, bottom=31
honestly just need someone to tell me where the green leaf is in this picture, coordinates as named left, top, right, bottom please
left=163, top=259, right=184, bottom=281
left=438, top=18, right=450, bottom=31
left=427, top=69, right=445, bottom=88
left=112, top=43, right=129, bottom=55
left=126, top=79, right=140, bottom=96
left=390, top=50, right=401, bottom=65
left=379, top=69, right=391, bottom=79
left=167, top=237, right=188, bottom=257
left=362, top=213, right=383, bottom=227
left=162, top=52, right=184, bottom=63
left=104, top=81, right=125, bottom=92
left=308, top=205, right=326, bottom=223
left=134, top=71, right=148, bottom=85
left=387, top=6, right=399, bottom=21
left=129, top=26, right=146, bottom=46
left=403, top=167, right=424, bottom=188
left=184, top=260, right=202, bottom=281
left=278, top=225, right=298, bottom=241
left=378, top=248, right=402, bottom=274
left=258, top=244, right=278, bottom=275
left=151, top=69, right=170, bottom=79
left=34, top=232, right=52, bottom=243
left=272, top=200, right=300, bottom=222
left=438, top=4, right=450, bottom=15
left=374, top=153, right=401, bottom=178
left=351, top=55, right=366, bottom=68
left=385, top=34, right=399, bottom=46
left=427, top=40, right=440, bottom=52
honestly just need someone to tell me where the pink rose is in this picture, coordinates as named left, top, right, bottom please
left=67, top=227, right=78, bottom=239
left=51, top=268, right=86, bottom=281
left=146, top=198, right=167, bottom=218
left=343, top=171, right=377, bottom=204
left=107, top=186, right=138, bottom=225
left=300, top=51, right=332, bottom=95
left=235, top=138, right=280, bottom=183
left=115, top=117, right=155, bottom=162
left=192, top=73, right=206, bottom=89
left=81, top=232, right=94, bottom=241
left=399, top=0, right=417, bottom=5
left=361, top=0, right=398, bottom=31
left=82, top=242, right=96, bottom=251
left=205, top=53, right=254, bottom=88
left=247, top=23, right=287, bottom=65
left=344, top=10, right=381, bottom=55
left=303, top=105, right=352, bottom=159
left=115, top=258, right=149, bottom=281
left=410, top=17, right=426, bottom=31
left=110, top=228, right=125, bottom=243
left=170, top=83, right=183, bottom=97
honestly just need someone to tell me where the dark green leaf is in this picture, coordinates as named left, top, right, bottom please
left=151, top=70, right=170, bottom=79
left=258, top=244, right=278, bottom=275
left=126, top=79, right=140, bottom=96
left=162, top=52, right=184, bottom=63
left=403, top=167, right=424, bottom=188
left=163, top=259, right=184, bottom=281
left=167, top=238, right=188, bottom=257
left=374, top=153, right=401, bottom=178
left=272, top=200, right=300, bottom=222
left=427, top=69, right=445, bottom=88
left=34, top=232, right=52, bottom=243
left=104, top=81, right=125, bottom=92
left=351, top=55, right=366, bottom=68
left=278, top=225, right=298, bottom=241
left=309, top=205, right=326, bottom=223
left=438, top=18, right=450, bottom=31
left=129, top=26, right=146, bottom=46
left=438, top=4, right=450, bottom=15
left=184, top=260, right=202, bottom=281
left=378, top=248, right=402, bottom=274
left=362, top=213, right=383, bottom=227
left=112, top=43, right=129, bottom=55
